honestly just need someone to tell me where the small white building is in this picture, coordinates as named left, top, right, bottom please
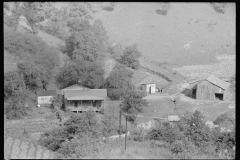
left=140, top=83, right=156, bottom=94
left=37, top=90, right=58, bottom=106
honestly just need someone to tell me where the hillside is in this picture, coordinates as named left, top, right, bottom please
left=95, top=2, right=235, bottom=66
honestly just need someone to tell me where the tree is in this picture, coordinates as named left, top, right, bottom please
left=121, top=88, right=148, bottom=123
left=120, top=44, right=142, bottom=69
left=4, top=71, right=26, bottom=100
left=104, top=64, right=135, bottom=100
left=65, top=18, right=108, bottom=62
left=17, top=62, right=45, bottom=91
left=55, top=61, right=105, bottom=89
left=5, top=90, right=31, bottom=119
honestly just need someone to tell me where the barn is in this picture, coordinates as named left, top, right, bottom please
left=61, top=84, right=107, bottom=113
left=140, top=83, right=156, bottom=94
left=182, top=74, right=231, bottom=101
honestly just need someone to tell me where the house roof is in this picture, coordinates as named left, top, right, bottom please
left=188, top=74, right=230, bottom=90
left=64, top=89, right=107, bottom=100
left=67, top=95, right=104, bottom=100
left=37, top=90, right=58, bottom=97
left=61, top=84, right=90, bottom=94
left=168, top=115, right=180, bottom=122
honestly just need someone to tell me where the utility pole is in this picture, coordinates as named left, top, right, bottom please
left=125, top=115, right=128, bottom=151
left=119, top=97, right=122, bottom=139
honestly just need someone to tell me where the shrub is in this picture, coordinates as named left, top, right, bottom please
left=4, top=71, right=26, bottom=100
left=146, top=122, right=185, bottom=144
left=5, top=92, right=29, bottom=119
left=129, top=127, right=146, bottom=142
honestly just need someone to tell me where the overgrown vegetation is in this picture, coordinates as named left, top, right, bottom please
left=119, top=44, right=142, bottom=70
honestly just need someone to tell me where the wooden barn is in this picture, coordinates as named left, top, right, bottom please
left=140, top=83, right=156, bottom=94
left=61, top=84, right=107, bottom=113
left=182, top=74, right=231, bottom=101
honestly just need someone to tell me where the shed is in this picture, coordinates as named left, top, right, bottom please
left=37, top=90, right=58, bottom=106
left=182, top=74, right=231, bottom=101
left=140, top=83, right=156, bottom=94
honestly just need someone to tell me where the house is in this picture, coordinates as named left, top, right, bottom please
left=140, top=83, right=156, bottom=94
left=61, top=84, right=107, bottom=113
left=37, top=90, right=58, bottom=106
left=182, top=74, right=231, bottom=101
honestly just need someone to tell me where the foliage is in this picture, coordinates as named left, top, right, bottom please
left=40, top=111, right=108, bottom=158
left=101, top=114, right=119, bottom=137
left=146, top=122, right=184, bottom=144
left=107, top=42, right=123, bottom=60
left=4, top=71, right=26, bottom=100
left=5, top=91, right=31, bottom=119
left=55, top=60, right=105, bottom=89
left=64, top=18, right=108, bottom=62
left=121, top=89, right=148, bottom=123
left=178, top=110, right=213, bottom=148
left=4, top=2, right=54, bottom=32
left=129, top=127, right=146, bottom=142
left=213, top=112, right=235, bottom=126
left=17, top=62, right=45, bottom=91
left=104, top=64, right=134, bottom=100
left=51, top=94, right=63, bottom=110
left=119, top=44, right=142, bottom=69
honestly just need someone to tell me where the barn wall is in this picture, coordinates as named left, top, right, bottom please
left=223, top=87, right=230, bottom=100
left=196, top=80, right=222, bottom=100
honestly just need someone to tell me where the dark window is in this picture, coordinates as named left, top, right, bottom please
left=215, top=93, right=223, bottom=100
left=74, top=101, right=78, bottom=107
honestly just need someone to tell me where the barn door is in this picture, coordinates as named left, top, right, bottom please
left=149, top=87, right=152, bottom=94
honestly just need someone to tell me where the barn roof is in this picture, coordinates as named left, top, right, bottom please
left=188, top=74, right=230, bottom=90
left=64, top=89, right=107, bottom=100
left=37, top=90, right=58, bottom=97
left=207, top=74, right=230, bottom=90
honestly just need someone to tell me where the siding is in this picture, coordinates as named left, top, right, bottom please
left=196, top=80, right=225, bottom=100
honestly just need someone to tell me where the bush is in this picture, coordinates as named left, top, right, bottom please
left=4, top=71, right=26, bottom=100
left=129, top=127, right=146, bottom=142
left=5, top=92, right=29, bottom=119
left=146, top=122, right=185, bottom=144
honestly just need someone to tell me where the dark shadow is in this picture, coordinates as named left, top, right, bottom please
left=181, top=88, right=196, bottom=99
left=215, top=93, right=223, bottom=100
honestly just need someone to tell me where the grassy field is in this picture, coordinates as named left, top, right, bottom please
left=95, top=2, right=235, bottom=66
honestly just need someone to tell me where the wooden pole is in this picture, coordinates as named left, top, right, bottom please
left=125, top=116, right=127, bottom=151
left=119, top=99, right=122, bottom=139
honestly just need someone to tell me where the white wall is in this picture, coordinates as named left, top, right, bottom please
left=38, top=96, right=53, bottom=105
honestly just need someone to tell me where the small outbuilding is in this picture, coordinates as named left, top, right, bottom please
left=140, top=83, right=156, bottom=94
left=37, top=90, right=58, bottom=106
left=182, top=74, right=231, bottom=101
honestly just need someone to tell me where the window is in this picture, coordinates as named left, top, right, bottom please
left=74, top=101, right=78, bottom=107
left=215, top=93, right=223, bottom=100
